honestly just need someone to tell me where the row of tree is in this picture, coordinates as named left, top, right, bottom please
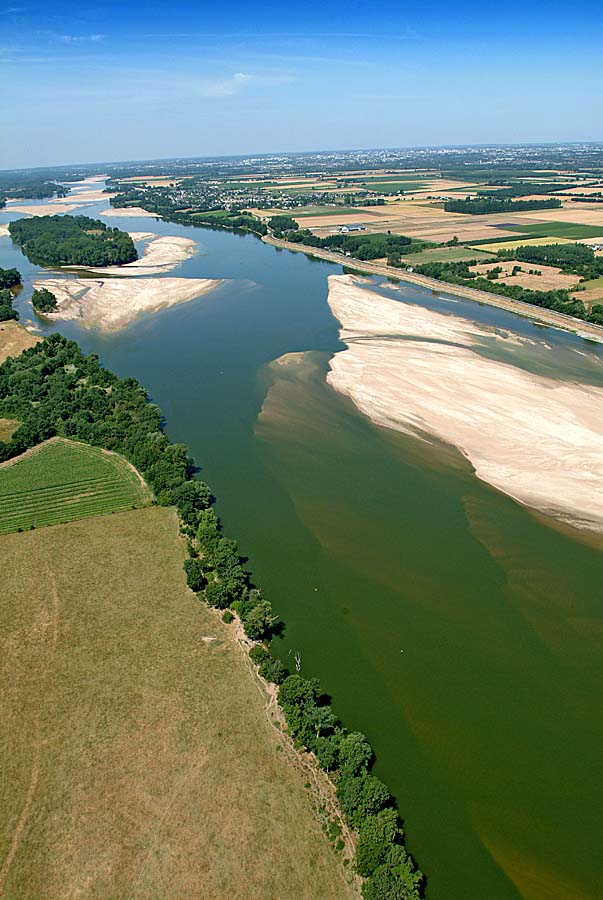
left=443, top=197, right=562, bottom=214
left=282, top=228, right=413, bottom=262
left=0, top=267, right=21, bottom=322
left=0, top=331, right=426, bottom=898
left=8, top=215, right=138, bottom=267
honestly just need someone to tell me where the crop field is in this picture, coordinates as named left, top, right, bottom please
left=0, top=507, right=358, bottom=900
left=0, top=321, right=41, bottom=364
left=0, top=438, right=151, bottom=534
left=354, top=180, right=425, bottom=193
left=468, top=235, right=575, bottom=252
left=405, top=246, right=497, bottom=264
left=509, top=221, right=603, bottom=239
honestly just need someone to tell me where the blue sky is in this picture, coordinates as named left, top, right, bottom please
left=1, top=0, right=602, bottom=169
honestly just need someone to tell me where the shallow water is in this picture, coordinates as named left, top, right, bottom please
left=1, top=197, right=602, bottom=900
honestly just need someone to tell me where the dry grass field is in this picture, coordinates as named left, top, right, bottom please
left=0, top=507, right=359, bottom=900
left=470, top=260, right=580, bottom=292
left=0, top=419, right=19, bottom=441
left=0, top=322, right=40, bottom=364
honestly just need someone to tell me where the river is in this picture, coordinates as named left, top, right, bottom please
left=1, top=190, right=602, bottom=900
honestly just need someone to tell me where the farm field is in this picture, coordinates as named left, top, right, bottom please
left=0, top=321, right=41, bottom=364
left=0, top=507, right=358, bottom=900
left=470, top=259, right=579, bottom=291
left=468, top=236, right=575, bottom=252
left=508, top=221, right=603, bottom=240
left=0, top=438, right=152, bottom=534
left=404, top=246, right=497, bottom=264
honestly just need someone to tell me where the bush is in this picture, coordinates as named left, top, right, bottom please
left=336, top=773, right=392, bottom=830
left=222, top=610, right=234, bottom=624
left=183, top=557, right=204, bottom=592
left=258, top=656, right=287, bottom=684
left=249, top=645, right=270, bottom=665
left=31, top=287, right=58, bottom=313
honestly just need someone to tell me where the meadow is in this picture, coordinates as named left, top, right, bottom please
left=508, top=221, right=603, bottom=239
left=0, top=438, right=152, bottom=534
left=0, top=506, right=358, bottom=900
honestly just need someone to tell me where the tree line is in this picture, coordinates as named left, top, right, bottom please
left=282, top=228, right=414, bottom=262
left=8, top=215, right=138, bottom=267
left=0, top=267, right=21, bottom=322
left=443, top=197, right=562, bottom=215
left=0, top=332, right=426, bottom=899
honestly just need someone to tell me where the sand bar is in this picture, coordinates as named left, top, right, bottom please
left=101, top=206, right=159, bottom=218
left=76, top=234, right=197, bottom=277
left=34, top=275, right=223, bottom=331
left=0, top=225, right=9, bottom=238
left=4, top=202, right=90, bottom=217
left=327, top=274, right=603, bottom=532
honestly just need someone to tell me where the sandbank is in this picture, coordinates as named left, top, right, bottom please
left=0, top=225, right=9, bottom=238
left=101, top=206, right=159, bottom=218
left=326, top=274, right=603, bottom=532
left=34, top=275, right=223, bottom=331
left=5, top=202, right=87, bottom=216
left=77, top=234, right=197, bottom=277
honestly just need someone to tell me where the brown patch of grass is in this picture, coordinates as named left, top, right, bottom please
left=470, top=260, right=579, bottom=291
left=0, top=322, right=41, bottom=365
left=0, top=418, right=20, bottom=441
left=0, top=508, right=359, bottom=900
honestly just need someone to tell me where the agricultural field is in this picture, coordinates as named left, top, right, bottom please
left=0, top=321, right=41, bottom=364
left=404, top=245, right=497, bottom=264
left=572, top=275, right=603, bottom=309
left=0, top=438, right=152, bottom=534
left=470, top=260, right=579, bottom=292
left=0, top=506, right=358, bottom=900
left=468, top=235, right=575, bottom=253
left=508, top=221, right=603, bottom=240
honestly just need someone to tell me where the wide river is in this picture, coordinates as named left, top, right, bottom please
left=2, top=192, right=602, bottom=900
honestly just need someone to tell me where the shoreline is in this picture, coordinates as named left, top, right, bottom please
left=326, top=274, right=603, bottom=535
left=34, top=275, right=223, bottom=331
left=263, top=234, right=603, bottom=343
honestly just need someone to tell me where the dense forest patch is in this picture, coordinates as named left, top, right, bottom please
left=8, top=215, right=137, bottom=267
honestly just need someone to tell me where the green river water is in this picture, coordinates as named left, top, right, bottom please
left=1, top=195, right=602, bottom=900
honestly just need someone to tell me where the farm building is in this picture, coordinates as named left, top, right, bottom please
left=339, top=224, right=366, bottom=233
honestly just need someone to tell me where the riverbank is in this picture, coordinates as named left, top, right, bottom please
left=327, top=274, right=603, bottom=534
left=73, top=233, right=197, bottom=277
left=264, top=234, right=603, bottom=343
left=35, top=275, right=223, bottom=330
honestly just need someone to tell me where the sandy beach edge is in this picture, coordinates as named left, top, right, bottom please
left=263, top=234, right=603, bottom=343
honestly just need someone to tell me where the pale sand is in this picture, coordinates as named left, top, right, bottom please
left=0, top=225, right=9, bottom=238
left=34, top=276, right=222, bottom=331
left=326, top=274, right=603, bottom=532
left=5, top=203, right=88, bottom=217
left=101, top=206, right=159, bottom=218
left=74, top=234, right=197, bottom=277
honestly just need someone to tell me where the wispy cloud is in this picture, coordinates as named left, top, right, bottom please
left=60, top=33, right=104, bottom=43
left=198, top=72, right=252, bottom=97
left=196, top=71, right=293, bottom=98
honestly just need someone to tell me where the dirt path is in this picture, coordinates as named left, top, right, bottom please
left=0, top=722, right=41, bottom=896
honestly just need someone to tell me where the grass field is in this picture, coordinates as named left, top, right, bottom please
left=357, top=181, right=425, bottom=193
left=0, top=418, right=20, bottom=441
left=508, top=221, right=603, bottom=239
left=0, top=438, right=152, bottom=534
left=0, top=322, right=40, bottom=365
left=0, top=507, right=358, bottom=900
left=404, top=246, right=497, bottom=264
left=468, top=236, right=575, bottom=252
